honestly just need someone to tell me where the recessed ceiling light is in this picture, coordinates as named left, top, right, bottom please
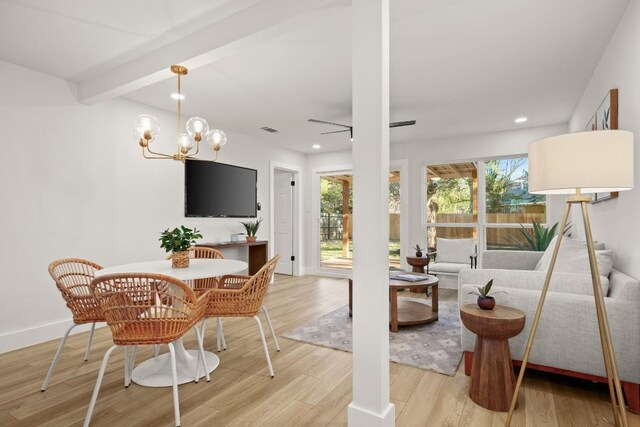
left=514, top=117, right=528, bottom=123
left=312, top=144, right=321, bottom=149
left=171, top=93, right=185, bottom=100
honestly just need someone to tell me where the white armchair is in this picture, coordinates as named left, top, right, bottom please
left=429, top=237, right=477, bottom=289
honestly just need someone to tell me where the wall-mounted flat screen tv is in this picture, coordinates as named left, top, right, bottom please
left=185, top=159, right=257, bottom=218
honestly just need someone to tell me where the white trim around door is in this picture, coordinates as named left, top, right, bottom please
left=310, top=160, right=410, bottom=276
left=269, top=161, right=302, bottom=276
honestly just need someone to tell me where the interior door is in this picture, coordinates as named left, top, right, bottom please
left=274, top=170, right=294, bottom=275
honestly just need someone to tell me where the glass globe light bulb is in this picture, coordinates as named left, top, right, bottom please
left=134, top=114, right=159, bottom=141
left=176, top=133, right=195, bottom=153
left=206, top=129, right=227, bottom=149
left=186, top=117, right=209, bottom=142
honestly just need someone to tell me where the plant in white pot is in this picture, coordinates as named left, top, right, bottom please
left=240, top=217, right=262, bottom=242
left=160, top=226, right=203, bottom=268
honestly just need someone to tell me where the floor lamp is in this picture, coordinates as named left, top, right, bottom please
left=505, top=130, right=634, bottom=427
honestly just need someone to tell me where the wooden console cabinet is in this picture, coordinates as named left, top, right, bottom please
left=197, top=240, right=268, bottom=275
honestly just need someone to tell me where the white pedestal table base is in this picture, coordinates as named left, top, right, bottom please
left=131, top=337, right=219, bottom=387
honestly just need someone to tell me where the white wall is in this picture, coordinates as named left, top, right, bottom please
left=0, top=60, right=305, bottom=353
left=568, top=0, right=640, bottom=280
left=304, top=123, right=568, bottom=273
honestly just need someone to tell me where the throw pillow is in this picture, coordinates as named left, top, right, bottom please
left=436, top=238, right=475, bottom=264
left=534, top=237, right=614, bottom=277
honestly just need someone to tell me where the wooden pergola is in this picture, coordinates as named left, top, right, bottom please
left=324, top=172, right=400, bottom=257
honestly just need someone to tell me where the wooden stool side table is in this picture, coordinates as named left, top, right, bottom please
left=406, top=254, right=434, bottom=292
left=460, top=304, right=525, bottom=412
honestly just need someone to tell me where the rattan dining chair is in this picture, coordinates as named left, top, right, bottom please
left=83, top=273, right=209, bottom=427
left=210, top=269, right=281, bottom=353
left=42, top=258, right=105, bottom=392
left=166, top=246, right=228, bottom=352
left=189, top=246, right=229, bottom=352
left=202, top=256, right=280, bottom=377
left=190, top=246, right=225, bottom=291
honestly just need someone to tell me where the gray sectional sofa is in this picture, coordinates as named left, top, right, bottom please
left=458, top=246, right=640, bottom=413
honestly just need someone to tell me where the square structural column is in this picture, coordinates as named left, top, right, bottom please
left=348, top=0, right=395, bottom=426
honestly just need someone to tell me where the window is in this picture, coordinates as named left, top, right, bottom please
left=484, top=157, right=546, bottom=250
left=425, top=162, right=477, bottom=252
left=424, top=157, right=546, bottom=254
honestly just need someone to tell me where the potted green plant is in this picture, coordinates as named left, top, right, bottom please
left=413, top=244, right=424, bottom=257
left=468, top=279, right=506, bottom=310
left=509, top=220, right=571, bottom=251
left=240, top=217, right=263, bottom=242
left=159, top=226, right=203, bottom=268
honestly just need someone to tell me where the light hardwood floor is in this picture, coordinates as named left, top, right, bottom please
left=1, top=274, right=638, bottom=426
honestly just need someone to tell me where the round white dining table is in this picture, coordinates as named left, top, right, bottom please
left=95, top=258, right=248, bottom=387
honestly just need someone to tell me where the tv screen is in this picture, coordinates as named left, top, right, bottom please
left=185, top=159, right=257, bottom=218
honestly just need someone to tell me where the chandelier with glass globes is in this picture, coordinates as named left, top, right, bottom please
left=133, top=65, right=227, bottom=161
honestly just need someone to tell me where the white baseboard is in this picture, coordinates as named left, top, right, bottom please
left=348, top=402, right=395, bottom=427
left=0, top=319, right=104, bottom=354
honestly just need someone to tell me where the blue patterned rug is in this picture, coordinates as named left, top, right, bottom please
left=283, top=299, right=462, bottom=376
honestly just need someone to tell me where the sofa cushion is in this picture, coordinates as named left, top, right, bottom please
left=430, top=262, right=469, bottom=275
left=459, top=268, right=610, bottom=297
left=535, top=237, right=614, bottom=277
left=436, top=238, right=475, bottom=264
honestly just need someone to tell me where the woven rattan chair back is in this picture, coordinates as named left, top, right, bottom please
left=208, top=255, right=280, bottom=318
left=48, top=258, right=105, bottom=324
left=191, top=247, right=224, bottom=259
left=90, top=273, right=205, bottom=346
left=191, top=247, right=224, bottom=290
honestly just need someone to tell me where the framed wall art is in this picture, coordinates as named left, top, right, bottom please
left=584, top=88, right=619, bottom=202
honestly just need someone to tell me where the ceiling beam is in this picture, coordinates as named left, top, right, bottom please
left=76, top=0, right=336, bottom=104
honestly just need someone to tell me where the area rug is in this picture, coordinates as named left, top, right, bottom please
left=283, top=299, right=462, bottom=376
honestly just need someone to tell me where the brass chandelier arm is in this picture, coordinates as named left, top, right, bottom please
left=177, top=72, right=182, bottom=145
left=191, top=140, right=200, bottom=156
left=143, top=146, right=174, bottom=159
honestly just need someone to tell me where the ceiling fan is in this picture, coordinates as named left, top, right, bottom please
left=308, top=118, right=416, bottom=141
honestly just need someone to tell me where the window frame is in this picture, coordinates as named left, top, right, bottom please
left=422, top=155, right=547, bottom=260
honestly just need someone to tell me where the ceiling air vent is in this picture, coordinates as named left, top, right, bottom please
left=260, top=126, right=279, bottom=133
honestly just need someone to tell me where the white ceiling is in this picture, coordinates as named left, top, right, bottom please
left=0, top=0, right=629, bottom=153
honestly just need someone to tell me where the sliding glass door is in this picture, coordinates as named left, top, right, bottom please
left=318, top=170, right=402, bottom=271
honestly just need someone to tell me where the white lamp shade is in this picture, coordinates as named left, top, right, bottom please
left=528, top=130, right=634, bottom=195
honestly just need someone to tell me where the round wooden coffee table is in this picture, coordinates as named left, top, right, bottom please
left=389, top=273, right=438, bottom=332
left=347, top=273, right=438, bottom=332
left=460, top=304, right=525, bottom=412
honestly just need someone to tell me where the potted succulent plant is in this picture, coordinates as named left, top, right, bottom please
left=160, top=226, right=203, bottom=268
left=414, top=244, right=424, bottom=257
left=468, top=279, right=506, bottom=310
left=240, top=217, right=263, bottom=242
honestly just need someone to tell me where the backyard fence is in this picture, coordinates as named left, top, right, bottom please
left=320, top=213, right=401, bottom=241
left=427, top=211, right=547, bottom=249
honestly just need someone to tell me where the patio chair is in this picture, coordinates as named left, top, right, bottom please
left=429, top=238, right=477, bottom=288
